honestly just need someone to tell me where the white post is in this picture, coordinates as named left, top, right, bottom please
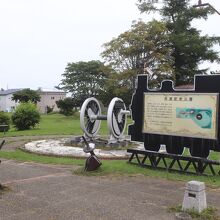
left=182, top=181, right=207, bottom=213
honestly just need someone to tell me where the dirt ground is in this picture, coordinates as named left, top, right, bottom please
left=1, top=136, right=220, bottom=220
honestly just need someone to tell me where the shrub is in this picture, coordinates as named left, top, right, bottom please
left=11, top=102, right=40, bottom=130
left=56, top=98, right=75, bottom=116
left=46, top=105, right=54, bottom=114
left=0, top=112, right=10, bottom=132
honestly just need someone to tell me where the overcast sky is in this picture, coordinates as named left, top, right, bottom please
left=0, top=0, right=220, bottom=90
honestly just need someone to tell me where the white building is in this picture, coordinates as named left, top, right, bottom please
left=0, top=89, right=66, bottom=113
left=37, top=90, right=66, bottom=113
left=0, top=89, right=22, bottom=112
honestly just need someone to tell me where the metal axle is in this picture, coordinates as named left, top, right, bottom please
left=90, top=115, right=107, bottom=120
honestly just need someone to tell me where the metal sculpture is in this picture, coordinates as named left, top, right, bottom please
left=80, top=97, right=130, bottom=143
left=107, top=97, right=130, bottom=143
left=82, top=136, right=101, bottom=171
left=80, top=97, right=102, bottom=139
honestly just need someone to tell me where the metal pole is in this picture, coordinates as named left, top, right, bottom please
left=193, top=1, right=220, bottom=16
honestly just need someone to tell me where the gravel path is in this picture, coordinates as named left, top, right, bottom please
left=0, top=135, right=71, bottom=151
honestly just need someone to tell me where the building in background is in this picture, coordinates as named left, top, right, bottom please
left=37, top=89, right=66, bottom=113
left=0, top=89, right=22, bottom=112
left=0, top=88, right=66, bottom=113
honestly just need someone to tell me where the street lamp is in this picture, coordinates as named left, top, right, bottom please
left=193, top=1, right=220, bottom=15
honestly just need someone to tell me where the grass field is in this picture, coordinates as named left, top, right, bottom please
left=0, top=149, right=220, bottom=187
left=0, top=113, right=110, bottom=137
left=1, top=113, right=220, bottom=187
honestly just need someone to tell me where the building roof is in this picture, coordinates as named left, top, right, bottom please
left=0, top=89, right=23, bottom=96
left=174, top=84, right=194, bottom=89
left=0, top=88, right=66, bottom=96
left=37, top=90, right=66, bottom=95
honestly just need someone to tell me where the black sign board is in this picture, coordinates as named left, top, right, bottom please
left=128, top=74, right=220, bottom=158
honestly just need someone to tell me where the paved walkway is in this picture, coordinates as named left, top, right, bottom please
left=1, top=136, right=220, bottom=220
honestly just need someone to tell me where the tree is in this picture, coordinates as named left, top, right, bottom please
left=46, top=105, right=54, bottom=114
left=0, top=112, right=10, bottom=132
left=98, top=70, right=134, bottom=107
left=58, top=60, right=112, bottom=106
left=101, top=20, right=173, bottom=88
left=11, top=102, right=40, bottom=130
left=56, top=97, right=75, bottom=116
left=12, top=89, right=41, bottom=103
left=137, top=0, right=220, bottom=85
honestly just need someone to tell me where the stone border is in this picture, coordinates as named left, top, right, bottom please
left=21, top=138, right=144, bottom=159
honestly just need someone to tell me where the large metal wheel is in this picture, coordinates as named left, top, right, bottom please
left=80, top=97, right=101, bottom=138
left=107, top=97, right=128, bottom=139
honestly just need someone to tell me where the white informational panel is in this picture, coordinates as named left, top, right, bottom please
left=143, top=93, right=218, bottom=139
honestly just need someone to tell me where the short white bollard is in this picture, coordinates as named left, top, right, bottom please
left=182, top=181, right=207, bottom=213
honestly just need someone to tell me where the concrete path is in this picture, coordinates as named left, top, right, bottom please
left=1, top=136, right=220, bottom=219
left=1, top=159, right=220, bottom=220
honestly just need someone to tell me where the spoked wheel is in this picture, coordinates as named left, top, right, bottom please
left=107, top=97, right=128, bottom=139
left=80, top=97, right=101, bottom=138
left=144, top=134, right=161, bottom=152
left=165, top=136, right=184, bottom=155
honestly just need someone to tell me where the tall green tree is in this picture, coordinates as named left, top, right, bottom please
left=138, top=0, right=220, bottom=85
left=58, top=60, right=114, bottom=106
left=12, top=89, right=41, bottom=103
left=56, top=97, right=75, bottom=116
left=101, top=20, right=173, bottom=87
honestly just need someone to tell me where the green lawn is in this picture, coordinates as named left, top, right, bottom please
left=0, top=149, right=220, bottom=187
left=1, top=113, right=220, bottom=187
left=0, top=113, right=110, bottom=137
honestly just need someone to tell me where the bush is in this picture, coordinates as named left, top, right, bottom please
left=0, top=112, right=10, bottom=132
left=11, top=102, right=40, bottom=130
left=56, top=98, right=75, bottom=116
left=46, top=105, right=54, bottom=114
